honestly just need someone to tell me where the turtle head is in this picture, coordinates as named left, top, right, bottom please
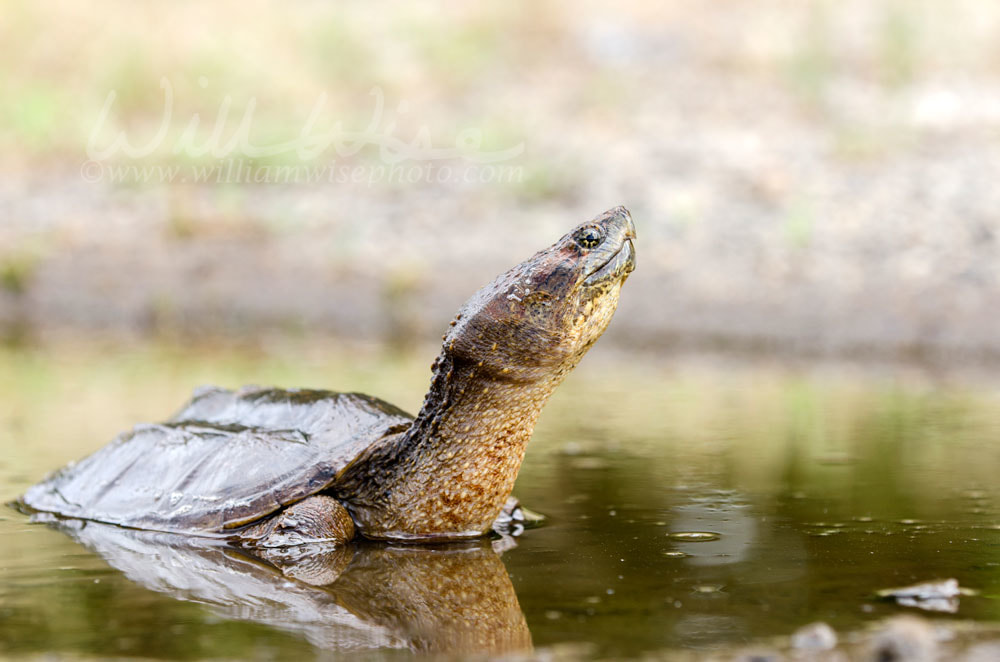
left=443, top=206, right=636, bottom=382
left=360, top=208, right=635, bottom=539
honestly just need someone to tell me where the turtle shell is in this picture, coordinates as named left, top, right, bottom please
left=20, top=386, right=413, bottom=533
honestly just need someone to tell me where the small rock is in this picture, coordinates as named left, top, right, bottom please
left=876, top=578, right=969, bottom=613
left=963, top=642, right=1000, bottom=662
left=736, top=653, right=782, bottom=662
left=877, top=578, right=961, bottom=600
left=868, top=616, right=937, bottom=662
left=791, top=621, right=838, bottom=651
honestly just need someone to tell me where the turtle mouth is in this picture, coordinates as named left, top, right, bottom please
left=582, top=238, right=636, bottom=287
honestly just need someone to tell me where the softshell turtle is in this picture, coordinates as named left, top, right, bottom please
left=20, top=206, right=636, bottom=546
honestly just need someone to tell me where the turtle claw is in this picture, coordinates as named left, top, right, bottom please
left=491, top=496, right=545, bottom=537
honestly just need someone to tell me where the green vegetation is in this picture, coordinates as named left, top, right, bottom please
left=0, top=252, right=39, bottom=295
left=879, top=4, right=918, bottom=87
left=785, top=2, right=835, bottom=109
left=781, top=197, right=815, bottom=248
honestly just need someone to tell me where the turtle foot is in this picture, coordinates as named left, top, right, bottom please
left=238, top=495, right=356, bottom=548
left=491, top=496, right=545, bottom=537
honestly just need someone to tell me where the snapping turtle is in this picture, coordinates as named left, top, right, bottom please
left=21, top=206, right=636, bottom=546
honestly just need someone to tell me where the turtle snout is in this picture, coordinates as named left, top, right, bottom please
left=621, top=209, right=636, bottom=241
left=622, top=238, right=636, bottom=275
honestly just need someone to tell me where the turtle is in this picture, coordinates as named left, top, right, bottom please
left=19, top=206, right=636, bottom=546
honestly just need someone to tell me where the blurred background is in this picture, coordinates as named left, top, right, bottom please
left=6, top=3, right=1000, bottom=658
left=2, top=0, right=999, bottom=363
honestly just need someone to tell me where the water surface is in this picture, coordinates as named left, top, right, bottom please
left=2, top=343, right=1000, bottom=659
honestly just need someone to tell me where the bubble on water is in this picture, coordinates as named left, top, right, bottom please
left=693, top=584, right=723, bottom=594
left=168, top=492, right=183, bottom=506
left=899, top=519, right=921, bottom=525
left=668, top=531, right=721, bottom=542
left=571, top=457, right=609, bottom=470
left=809, top=529, right=841, bottom=537
left=662, top=551, right=689, bottom=558
left=545, top=610, right=562, bottom=620
left=961, top=489, right=989, bottom=500
left=560, top=442, right=584, bottom=455
left=854, top=516, right=874, bottom=522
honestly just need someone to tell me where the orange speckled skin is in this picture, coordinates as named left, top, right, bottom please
left=337, top=206, right=636, bottom=540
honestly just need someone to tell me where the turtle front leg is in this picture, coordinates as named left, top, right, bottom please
left=238, top=495, right=355, bottom=547
left=491, top=496, right=544, bottom=536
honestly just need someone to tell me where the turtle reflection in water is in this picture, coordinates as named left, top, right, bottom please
left=48, top=518, right=531, bottom=654
left=20, top=207, right=636, bottom=546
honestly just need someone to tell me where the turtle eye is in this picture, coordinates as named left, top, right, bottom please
left=573, top=225, right=604, bottom=249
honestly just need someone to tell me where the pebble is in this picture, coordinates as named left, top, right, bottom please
left=790, top=621, right=837, bottom=651
left=868, top=616, right=938, bottom=662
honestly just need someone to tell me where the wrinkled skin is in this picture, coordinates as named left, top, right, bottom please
left=335, top=206, right=637, bottom=540
left=20, top=206, right=636, bottom=545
